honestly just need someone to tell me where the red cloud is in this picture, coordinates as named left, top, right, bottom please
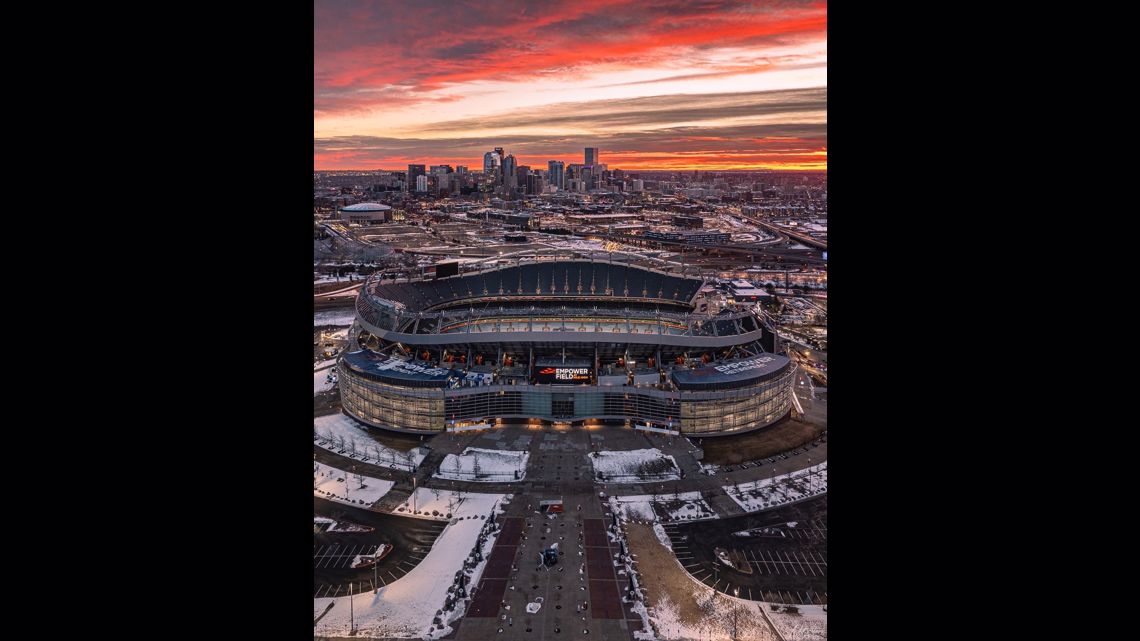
left=316, top=1, right=827, bottom=115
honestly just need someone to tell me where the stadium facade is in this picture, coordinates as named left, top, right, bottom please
left=339, top=253, right=795, bottom=436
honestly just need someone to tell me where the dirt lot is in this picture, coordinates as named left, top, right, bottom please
left=627, top=523, right=778, bottom=640
left=697, top=417, right=824, bottom=465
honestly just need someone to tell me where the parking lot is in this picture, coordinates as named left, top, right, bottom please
left=313, top=542, right=383, bottom=570
left=662, top=494, right=827, bottom=605
left=314, top=496, right=447, bottom=597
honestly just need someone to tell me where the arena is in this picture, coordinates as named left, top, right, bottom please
left=339, top=252, right=796, bottom=436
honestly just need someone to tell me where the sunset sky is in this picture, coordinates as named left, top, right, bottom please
left=315, top=0, right=826, bottom=171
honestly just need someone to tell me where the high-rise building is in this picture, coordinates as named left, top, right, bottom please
left=585, top=147, right=598, bottom=166
left=501, top=154, right=517, bottom=189
left=407, top=164, right=426, bottom=192
left=455, top=165, right=468, bottom=174
left=415, top=174, right=428, bottom=192
left=579, top=165, right=594, bottom=190
left=547, top=160, right=565, bottom=190
left=483, top=151, right=500, bottom=177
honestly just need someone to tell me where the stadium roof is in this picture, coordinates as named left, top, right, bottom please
left=341, top=350, right=457, bottom=388
left=671, top=354, right=790, bottom=391
left=342, top=203, right=391, bottom=212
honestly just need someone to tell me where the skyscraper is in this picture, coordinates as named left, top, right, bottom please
left=547, top=160, right=565, bottom=190
left=585, top=147, right=598, bottom=166
left=501, top=153, right=517, bottom=189
left=407, top=164, right=426, bottom=192
left=483, top=151, right=500, bottom=176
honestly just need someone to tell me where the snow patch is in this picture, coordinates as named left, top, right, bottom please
left=313, top=462, right=394, bottom=507
left=434, top=447, right=529, bottom=482
left=588, top=448, right=681, bottom=483
left=314, top=414, right=427, bottom=470
left=723, top=461, right=827, bottom=513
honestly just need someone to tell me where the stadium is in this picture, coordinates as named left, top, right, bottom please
left=339, top=251, right=796, bottom=436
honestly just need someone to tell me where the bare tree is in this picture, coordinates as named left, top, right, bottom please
left=348, top=438, right=358, bottom=458
left=336, top=434, right=347, bottom=451
left=472, top=452, right=482, bottom=479
left=453, top=453, right=463, bottom=478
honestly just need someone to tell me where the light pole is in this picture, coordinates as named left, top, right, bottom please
left=412, top=475, right=417, bottom=514
left=374, top=548, right=379, bottom=593
left=349, top=581, right=355, bottom=636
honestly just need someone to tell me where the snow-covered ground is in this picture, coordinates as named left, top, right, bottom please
left=434, top=447, right=529, bottom=482
left=641, top=591, right=784, bottom=641
left=588, top=448, right=680, bottom=482
left=314, top=360, right=338, bottom=394
left=723, top=462, right=827, bottom=513
left=653, top=523, right=673, bottom=551
left=315, top=310, right=357, bottom=327
left=394, top=487, right=504, bottom=520
left=314, top=493, right=509, bottom=639
left=609, top=492, right=718, bottom=522
left=315, top=516, right=372, bottom=533
left=767, top=604, right=828, bottom=641
left=314, top=414, right=427, bottom=471
left=313, top=462, right=395, bottom=507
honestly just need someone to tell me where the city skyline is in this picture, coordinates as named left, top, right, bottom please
left=315, top=1, right=827, bottom=172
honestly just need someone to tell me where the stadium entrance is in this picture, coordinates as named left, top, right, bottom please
left=551, top=394, right=574, bottom=418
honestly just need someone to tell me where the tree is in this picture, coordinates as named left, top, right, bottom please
left=472, top=452, right=482, bottom=479
left=453, top=453, right=464, bottom=478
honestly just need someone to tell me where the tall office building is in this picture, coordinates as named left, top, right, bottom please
left=483, top=151, right=500, bottom=177
left=407, top=164, right=426, bottom=192
left=501, top=153, right=517, bottom=189
left=415, top=174, right=429, bottom=192
left=585, top=147, right=599, bottom=166
left=547, top=160, right=565, bottom=190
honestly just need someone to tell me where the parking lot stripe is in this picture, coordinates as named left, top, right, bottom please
left=319, top=545, right=338, bottom=568
left=784, top=550, right=805, bottom=575
left=766, top=550, right=783, bottom=575
left=797, top=551, right=817, bottom=577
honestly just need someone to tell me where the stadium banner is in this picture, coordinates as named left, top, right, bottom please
left=533, top=365, right=592, bottom=384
